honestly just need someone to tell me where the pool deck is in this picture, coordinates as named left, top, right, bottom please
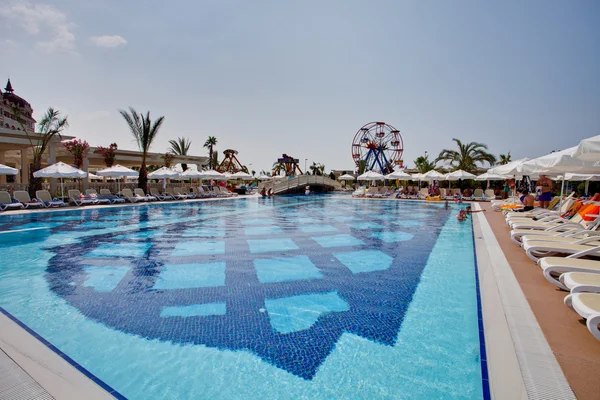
left=1, top=195, right=598, bottom=399
left=479, top=202, right=600, bottom=400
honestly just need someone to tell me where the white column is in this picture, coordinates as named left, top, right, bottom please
left=20, top=149, right=29, bottom=185
left=0, top=151, right=6, bottom=184
left=82, top=155, right=90, bottom=190
left=14, top=161, right=21, bottom=184
left=48, top=143, right=57, bottom=195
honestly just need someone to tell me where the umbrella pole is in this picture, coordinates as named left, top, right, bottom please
left=585, top=180, right=589, bottom=196
left=559, top=177, right=565, bottom=209
left=61, top=177, right=64, bottom=199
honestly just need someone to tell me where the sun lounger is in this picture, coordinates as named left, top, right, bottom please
left=36, top=190, right=67, bottom=207
left=121, top=188, right=146, bottom=203
left=563, top=293, right=600, bottom=341
left=538, top=257, right=600, bottom=290
left=509, top=212, right=590, bottom=230
left=0, top=191, right=24, bottom=211
left=68, top=189, right=99, bottom=206
left=524, top=239, right=600, bottom=262
left=219, top=186, right=236, bottom=197
left=150, top=187, right=173, bottom=201
left=352, top=186, right=366, bottom=197
left=483, top=189, right=495, bottom=200
left=98, top=189, right=126, bottom=203
left=134, top=188, right=157, bottom=201
left=472, top=189, right=484, bottom=201
left=13, top=190, right=45, bottom=208
left=166, top=187, right=187, bottom=199
left=559, top=272, right=600, bottom=294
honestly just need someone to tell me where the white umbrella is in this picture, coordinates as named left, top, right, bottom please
left=97, top=164, right=139, bottom=192
left=487, top=158, right=531, bottom=176
left=420, top=170, right=446, bottom=181
left=232, top=171, right=253, bottom=180
left=180, top=169, right=203, bottom=179
left=148, top=167, right=181, bottom=179
left=257, top=174, right=273, bottom=181
left=33, top=161, right=87, bottom=198
left=200, top=169, right=227, bottom=180
left=445, top=170, right=476, bottom=180
left=338, top=173, right=356, bottom=181
left=385, top=170, right=412, bottom=179
left=573, top=135, right=600, bottom=162
left=0, top=164, right=18, bottom=175
left=475, top=172, right=507, bottom=181
left=563, top=173, right=600, bottom=195
left=520, top=146, right=600, bottom=176
left=357, top=170, right=384, bottom=181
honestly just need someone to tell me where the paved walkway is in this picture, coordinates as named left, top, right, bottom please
left=481, top=203, right=600, bottom=400
left=0, top=348, right=53, bottom=400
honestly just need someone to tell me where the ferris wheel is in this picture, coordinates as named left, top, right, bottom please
left=351, top=122, right=404, bottom=174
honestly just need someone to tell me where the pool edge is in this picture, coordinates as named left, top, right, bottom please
left=471, top=203, right=575, bottom=400
left=0, top=307, right=126, bottom=400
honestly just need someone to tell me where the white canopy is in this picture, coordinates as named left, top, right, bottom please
left=573, top=135, right=600, bottom=162
left=148, top=167, right=181, bottom=179
left=180, top=169, right=203, bottom=178
left=475, top=172, right=507, bottom=181
left=420, top=170, right=446, bottom=181
left=357, top=170, right=385, bottom=181
left=563, top=173, right=600, bottom=181
left=33, top=162, right=87, bottom=178
left=200, top=169, right=227, bottom=180
left=385, top=170, right=412, bottom=179
left=445, top=170, right=477, bottom=180
left=257, top=174, right=273, bottom=180
left=520, top=146, right=600, bottom=175
left=96, top=164, right=139, bottom=178
left=231, top=171, right=253, bottom=180
left=411, top=173, right=423, bottom=180
left=338, top=173, right=356, bottom=181
left=0, top=164, right=18, bottom=175
left=487, top=158, right=531, bottom=176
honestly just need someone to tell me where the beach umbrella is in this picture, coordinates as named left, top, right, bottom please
left=200, top=169, right=227, bottom=180
left=420, top=170, right=446, bottom=181
left=148, top=167, right=181, bottom=190
left=180, top=169, right=203, bottom=179
left=487, top=158, right=531, bottom=176
left=475, top=172, right=507, bottom=181
left=232, top=171, right=254, bottom=180
left=0, top=163, right=18, bottom=175
left=385, top=170, right=412, bottom=179
left=563, top=173, right=600, bottom=195
left=33, top=161, right=87, bottom=199
left=573, top=135, right=600, bottom=162
left=257, top=174, right=273, bottom=181
left=97, top=164, right=139, bottom=192
left=357, top=170, right=384, bottom=181
left=445, top=170, right=476, bottom=180
left=338, top=173, right=356, bottom=181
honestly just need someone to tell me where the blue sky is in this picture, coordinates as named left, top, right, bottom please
left=1, top=0, right=598, bottom=174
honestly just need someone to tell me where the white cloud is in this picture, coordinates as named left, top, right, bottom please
left=89, top=35, right=127, bottom=48
left=0, top=2, right=76, bottom=53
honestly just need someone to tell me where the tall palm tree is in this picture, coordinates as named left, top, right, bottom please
left=203, top=136, right=218, bottom=169
left=14, top=106, right=69, bottom=197
left=498, top=152, right=511, bottom=165
left=119, top=107, right=165, bottom=190
left=168, top=137, right=191, bottom=171
left=436, top=138, right=496, bottom=172
left=413, top=155, right=436, bottom=173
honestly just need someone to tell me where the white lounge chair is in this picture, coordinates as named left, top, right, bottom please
left=524, top=239, right=600, bottom=262
left=559, top=272, right=600, bottom=294
left=473, top=189, right=484, bottom=201
left=509, top=212, right=591, bottom=231
left=121, top=188, right=146, bottom=203
left=352, top=186, right=366, bottom=197
left=165, top=187, right=187, bottom=200
left=13, top=190, right=45, bottom=208
left=36, top=190, right=67, bottom=207
left=98, top=189, right=126, bottom=203
left=150, top=187, right=173, bottom=201
left=0, top=191, right=24, bottom=211
left=563, top=293, right=600, bottom=341
left=538, top=257, right=600, bottom=290
left=68, top=189, right=98, bottom=206
left=483, top=189, right=495, bottom=200
left=134, top=188, right=157, bottom=201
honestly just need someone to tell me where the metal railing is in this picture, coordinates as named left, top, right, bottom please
left=260, top=175, right=342, bottom=194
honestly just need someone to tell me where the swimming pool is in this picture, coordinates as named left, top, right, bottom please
left=0, top=196, right=487, bottom=399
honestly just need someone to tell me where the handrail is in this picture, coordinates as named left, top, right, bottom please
left=260, top=175, right=341, bottom=194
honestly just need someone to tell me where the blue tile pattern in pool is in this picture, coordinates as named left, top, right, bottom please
left=0, top=196, right=486, bottom=399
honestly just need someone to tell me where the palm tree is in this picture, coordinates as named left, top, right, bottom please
left=15, top=107, right=69, bottom=197
left=119, top=107, right=165, bottom=190
left=498, top=152, right=511, bottom=165
left=203, top=136, right=218, bottom=169
left=168, top=137, right=191, bottom=171
left=413, top=155, right=436, bottom=173
left=435, top=138, right=496, bottom=172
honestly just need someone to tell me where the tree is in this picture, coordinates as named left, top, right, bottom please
left=435, top=138, right=496, bottom=172
left=63, top=139, right=89, bottom=169
left=96, top=143, right=118, bottom=167
left=203, top=136, right=218, bottom=169
left=163, top=152, right=175, bottom=168
left=168, top=137, right=191, bottom=171
left=119, top=107, right=165, bottom=190
left=309, top=162, right=325, bottom=176
left=413, top=155, right=436, bottom=173
left=211, top=151, right=219, bottom=170
left=498, top=152, right=511, bottom=165
left=15, top=106, right=69, bottom=198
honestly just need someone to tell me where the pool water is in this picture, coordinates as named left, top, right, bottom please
left=0, top=196, right=485, bottom=399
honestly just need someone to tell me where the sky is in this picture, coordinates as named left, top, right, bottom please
left=1, top=0, right=599, bottom=174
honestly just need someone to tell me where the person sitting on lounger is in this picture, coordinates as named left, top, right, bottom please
left=513, top=190, right=535, bottom=212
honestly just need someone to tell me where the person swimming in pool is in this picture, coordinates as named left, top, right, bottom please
left=456, top=209, right=467, bottom=221
left=537, top=175, right=553, bottom=209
